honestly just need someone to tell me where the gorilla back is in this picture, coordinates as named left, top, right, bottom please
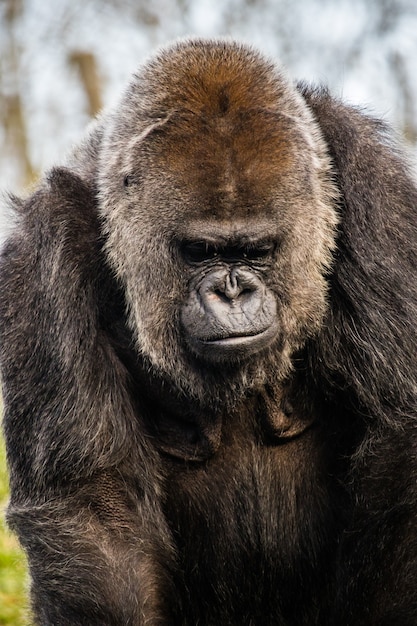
left=1, top=39, right=417, bottom=625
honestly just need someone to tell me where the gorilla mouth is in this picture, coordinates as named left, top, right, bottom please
left=201, top=329, right=270, bottom=346
left=192, top=324, right=279, bottom=361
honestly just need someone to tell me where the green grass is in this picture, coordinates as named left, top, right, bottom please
left=0, top=427, right=30, bottom=625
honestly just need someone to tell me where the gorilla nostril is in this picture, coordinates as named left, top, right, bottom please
left=209, top=289, right=230, bottom=303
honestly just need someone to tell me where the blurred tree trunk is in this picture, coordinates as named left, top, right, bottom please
left=69, top=51, right=102, bottom=117
left=2, top=0, right=36, bottom=187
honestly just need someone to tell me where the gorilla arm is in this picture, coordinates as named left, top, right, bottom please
left=301, top=85, right=417, bottom=623
left=0, top=169, right=176, bottom=625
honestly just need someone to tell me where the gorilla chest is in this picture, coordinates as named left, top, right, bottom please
left=162, top=419, right=331, bottom=620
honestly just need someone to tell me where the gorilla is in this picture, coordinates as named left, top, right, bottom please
left=0, top=38, right=417, bottom=625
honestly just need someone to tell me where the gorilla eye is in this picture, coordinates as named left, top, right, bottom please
left=123, top=174, right=135, bottom=188
left=182, top=241, right=218, bottom=263
left=242, top=242, right=275, bottom=260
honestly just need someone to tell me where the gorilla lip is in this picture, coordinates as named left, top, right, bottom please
left=194, top=324, right=279, bottom=359
left=201, top=330, right=269, bottom=345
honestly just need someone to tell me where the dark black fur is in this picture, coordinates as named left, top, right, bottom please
left=1, top=40, right=417, bottom=625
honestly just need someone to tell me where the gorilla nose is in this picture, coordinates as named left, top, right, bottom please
left=204, top=268, right=260, bottom=304
left=223, top=268, right=259, bottom=301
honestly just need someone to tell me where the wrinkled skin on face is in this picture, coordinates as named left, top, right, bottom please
left=181, top=258, right=279, bottom=360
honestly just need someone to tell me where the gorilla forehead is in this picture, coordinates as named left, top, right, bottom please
left=157, top=110, right=303, bottom=186
left=117, top=78, right=319, bottom=221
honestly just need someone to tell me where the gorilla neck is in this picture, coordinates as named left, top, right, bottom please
left=110, top=320, right=310, bottom=458
left=131, top=356, right=315, bottom=462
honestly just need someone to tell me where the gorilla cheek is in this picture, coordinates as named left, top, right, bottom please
left=181, top=267, right=279, bottom=361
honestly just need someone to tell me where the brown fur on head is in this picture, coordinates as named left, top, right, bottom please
left=97, top=38, right=338, bottom=408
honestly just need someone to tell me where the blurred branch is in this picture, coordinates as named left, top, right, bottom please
left=389, top=51, right=417, bottom=144
left=4, top=0, right=22, bottom=22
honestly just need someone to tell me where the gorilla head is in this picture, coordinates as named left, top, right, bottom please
left=97, top=39, right=338, bottom=406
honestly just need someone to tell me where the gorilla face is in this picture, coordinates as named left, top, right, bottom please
left=180, top=236, right=279, bottom=362
left=98, top=39, right=338, bottom=404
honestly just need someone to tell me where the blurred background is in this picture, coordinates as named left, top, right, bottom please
left=1, top=0, right=417, bottom=623
left=2, top=0, right=417, bottom=201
